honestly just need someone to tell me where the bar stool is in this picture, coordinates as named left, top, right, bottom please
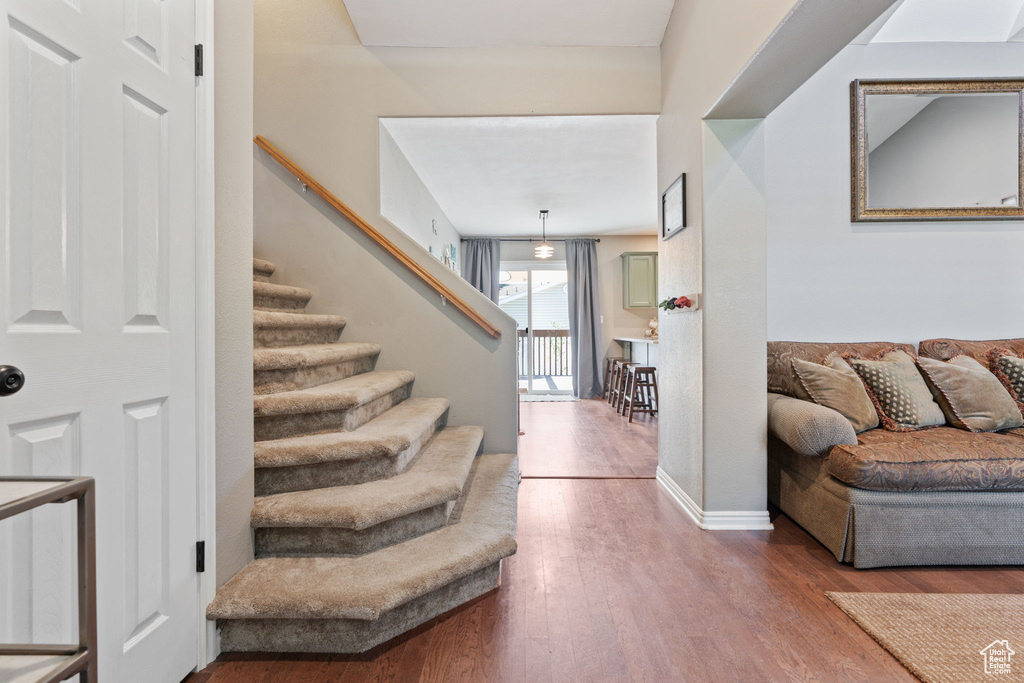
left=621, top=366, right=658, bottom=423
left=610, top=360, right=638, bottom=411
left=603, top=356, right=625, bottom=400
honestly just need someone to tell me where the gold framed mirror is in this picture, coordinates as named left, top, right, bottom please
left=851, top=79, right=1024, bottom=222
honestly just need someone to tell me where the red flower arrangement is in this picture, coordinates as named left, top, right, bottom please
left=658, top=296, right=692, bottom=311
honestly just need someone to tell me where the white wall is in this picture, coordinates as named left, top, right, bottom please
left=498, top=235, right=660, bottom=361
left=657, top=0, right=798, bottom=511
left=214, top=0, right=255, bottom=586
left=379, top=125, right=463, bottom=264
left=766, top=42, right=1024, bottom=344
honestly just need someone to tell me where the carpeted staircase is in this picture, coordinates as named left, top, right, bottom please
left=207, top=258, right=520, bottom=653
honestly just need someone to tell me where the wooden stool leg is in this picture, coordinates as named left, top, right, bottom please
left=614, top=365, right=627, bottom=411
left=607, top=362, right=616, bottom=404
left=621, top=368, right=635, bottom=416
left=618, top=369, right=628, bottom=415
left=612, top=366, right=622, bottom=410
left=608, top=362, right=620, bottom=405
left=627, top=371, right=641, bottom=422
left=634, top=374, right=651, bottom=421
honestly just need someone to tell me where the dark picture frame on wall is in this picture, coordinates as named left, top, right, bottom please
left=661, top=173, right=686, bottom=240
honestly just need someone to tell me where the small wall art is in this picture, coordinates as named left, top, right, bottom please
left=662, top=173, right=686, bottom=240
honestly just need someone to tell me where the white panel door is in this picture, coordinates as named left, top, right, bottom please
left=0, top=0, right=199, bottom=680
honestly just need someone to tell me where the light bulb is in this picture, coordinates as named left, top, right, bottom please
left=535, top=241, right=554, bottom=259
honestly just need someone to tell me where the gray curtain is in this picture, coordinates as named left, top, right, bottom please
left=463, top=238, right=501, bottom=303
left=566, top=239, right=603, bottom=399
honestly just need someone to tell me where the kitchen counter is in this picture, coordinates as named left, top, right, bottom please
left=613, top=337, right=658, bottom=367
left=614, top=337, right=658, bottom=345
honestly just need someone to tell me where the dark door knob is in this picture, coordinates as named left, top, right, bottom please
left=0, top=366, right=25, bottom=396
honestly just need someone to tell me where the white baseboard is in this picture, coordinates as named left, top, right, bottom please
left=656, top=467, right=774, bottom=531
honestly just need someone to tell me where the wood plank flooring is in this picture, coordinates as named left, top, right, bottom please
left=518, top=398, right=657, bottom=478
left=193, top=403, right=1024, bottom=682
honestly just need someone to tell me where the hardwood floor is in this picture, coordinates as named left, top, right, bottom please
left=193, top=403, right=1024, bottom=681
left=194, top=476, right=1024, bottom=682
left=518, top=398, right=657, bottom=478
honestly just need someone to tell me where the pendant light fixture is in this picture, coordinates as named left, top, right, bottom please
left=535, top=209, right=554, bottom=259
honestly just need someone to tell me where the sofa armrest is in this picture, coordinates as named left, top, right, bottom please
left=767, top=392, right=857, bottom=457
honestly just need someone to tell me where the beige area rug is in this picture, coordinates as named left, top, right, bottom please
left=827, top=592, right=1024, bottom=683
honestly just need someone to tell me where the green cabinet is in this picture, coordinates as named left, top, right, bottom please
left=621, top=252, right=658, bottom=309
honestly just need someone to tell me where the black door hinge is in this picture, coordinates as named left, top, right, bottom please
left=196, top=541, right=206, bottom=573
left=194, top=44, right=203, bottom=77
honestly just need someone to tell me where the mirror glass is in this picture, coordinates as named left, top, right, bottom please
left=865, top=92, right=1020, bottom=209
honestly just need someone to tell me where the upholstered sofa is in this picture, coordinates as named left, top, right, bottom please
left=767, top=338, right=1024, bottom=569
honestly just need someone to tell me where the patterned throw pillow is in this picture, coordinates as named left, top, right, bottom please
left=791, top=354, right=879, bottom=433
left=988, top=348, right=1024, bottom=417
left=916, top=355, right=1024, bottom=432
left=846, top=349, right=946, bottom=432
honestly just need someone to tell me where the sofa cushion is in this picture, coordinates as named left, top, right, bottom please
left=919, top=337, right=1024, bottom=363
left=792, top=354, right=879, bottom=433
left=846, top=349, right=945, bottom=431
left=917, top=355, right=1024, bottom=432
left=768, top=341, right=916, bottom=397
left=988, top=349, right=1024, bottom=417
left=767, top=393, right=857, bottom=457
left=828, top=427, right=1024, bottom=492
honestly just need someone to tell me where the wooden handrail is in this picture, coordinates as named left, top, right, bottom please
left=254, top=135, right=502, bottom=339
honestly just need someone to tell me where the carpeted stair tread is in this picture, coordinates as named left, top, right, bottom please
left=253, top=258, right=276, bottom=280
left=208, top=453, right=519, bottom=622
left=254, top=343, right=381, bottom=372
left=251, top=426, right=482, bottom=530
left=254, top=281, right=313, bottom=311
left=254, top=370, right=414, bottom=418
left=254, top=310, right=348, bottom=348
left=254, top=398, right=450, bottom=469
left=254, top=310, right=347, bottom=330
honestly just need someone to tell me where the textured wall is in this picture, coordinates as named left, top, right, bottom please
left=657, top=0, right=798, bottom=509
left=701, top=119, right=768, bottom=513
left=215, top=0, right=255, bottom=586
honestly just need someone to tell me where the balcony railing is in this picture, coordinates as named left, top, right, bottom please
left=517, top=329, right=571, bottom=378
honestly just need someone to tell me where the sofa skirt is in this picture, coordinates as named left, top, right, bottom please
left=768, top=439, right=1024, bottom=569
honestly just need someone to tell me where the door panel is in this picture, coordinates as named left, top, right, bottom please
left=6, top=17, right=81, bottom=329
left=0, top=0, right=199, bottom=680
left=1, top=414, right=81, bottom=644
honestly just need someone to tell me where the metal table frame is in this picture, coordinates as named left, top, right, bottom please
left=0, top=476, right=97, bottom=682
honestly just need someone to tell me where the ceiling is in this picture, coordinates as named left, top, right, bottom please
left=869, top=0, right=1024, bottom=43
left=381, top=116, right=658, bottom=237
left=342, top=0, right=676, bottom=47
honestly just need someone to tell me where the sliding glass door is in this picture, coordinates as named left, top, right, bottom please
left=498, top=264, right=573, bottom=395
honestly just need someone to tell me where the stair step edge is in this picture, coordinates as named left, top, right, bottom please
left=253, top=398, right=451, bottom=468
left=253, top=311, right=347, bottom=329
left=253, top=281, right=313, bottom=302
left=253, top=257, right=276, bottom=275
left=253, top=370, right=414, bottom=417
left=254, top=343, right=381, bottom=372
left=207, top=453, right=519, bottom=622
left=250, top=426, right=483, bottom=530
